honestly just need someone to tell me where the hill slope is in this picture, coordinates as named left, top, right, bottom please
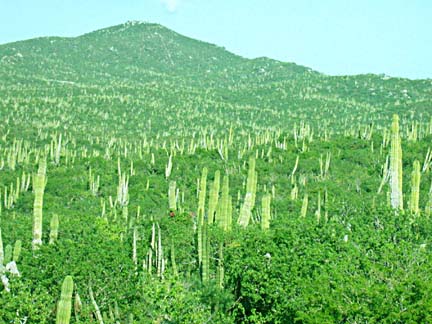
left=0, top=20, right=431, bottom=139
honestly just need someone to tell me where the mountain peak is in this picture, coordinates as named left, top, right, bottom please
left=80, top=20, right=166, bottom=38
left=0, top=21, right=315, bottom=85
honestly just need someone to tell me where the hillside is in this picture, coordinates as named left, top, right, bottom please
left=1, top=21, right=432, bottom=323
left=0, top=21, right=312, bottom=85
left=1, top=21, right=431, bottom=141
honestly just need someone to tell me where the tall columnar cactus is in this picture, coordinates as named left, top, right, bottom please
left=378, top=155, right=390, bottom=194
left=74, top=293, right=82, bottom=323
left=324, top=189, right=329, bottom=222
left=197, top=167, right=208, bottom=265
left=33, top=157, right=47, bottom=250
left=390, top=115, right=403, bottom=210
left=197, top=167, right=208, bottom=224
left=156, top=224, right=164, bottom=278
left=0, top=228, right=3, bottom=265
left=208, top=170, right=220, bottom=224
left=216, top=175, right=232, bottom=231
left=54, top=133, right=62, bottom=165
left=300, top=193, right=308, bottom=218
left=49, top=214, right=59, bottom=244
left=201, top=221, right=209, bottom=284
left=315, top=192, right=321, bottom=222
left=291, top=183, right=298, bottom=201
left=238, top=192, right=253, bottom=228
left=88, top=167, right=100, bottom=196
left=409, top=160, right=421, bottom=215
left=13, top=240, right=22, bottom=262
left=168, top=181, right=177, bottom=211
left=245, top=156, right=257, bottom=209
left=89, top=285, right=104, bottom=324
left=426, top=187, right=432, bottom=218
left=132, top=227, right=138, bottom=267
left=56, top=276, right=74, bottom=324
left=4, top=245, right=12, bottom=264
left=261, top=194, right=271, bottom=230
left=116, top=172, right=129, bottom=207
left=216, top=242, right=224, bottom=289
left=165, top=154, right=173, bottom=179
left=291, top=155, right=299, bottom=183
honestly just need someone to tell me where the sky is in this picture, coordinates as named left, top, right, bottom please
left=1, top=0, right=431, bottom=79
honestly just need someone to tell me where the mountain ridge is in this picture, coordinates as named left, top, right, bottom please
left=1, top=20, right=429, bottom=81
left=0, top=20, right=431, bottom=135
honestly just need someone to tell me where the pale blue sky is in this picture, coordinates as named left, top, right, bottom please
left=1, top=0, right=431, bottom=79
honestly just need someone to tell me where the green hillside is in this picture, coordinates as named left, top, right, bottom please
left=1, top=21, right=432, bottom=323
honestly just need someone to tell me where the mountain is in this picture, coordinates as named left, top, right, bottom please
left=0, top=21, right=431, bottom=139
left=0, top=21, right=313, bottom=86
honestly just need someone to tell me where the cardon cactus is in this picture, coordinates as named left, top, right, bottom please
left=301, top=193, right=308, bottom=218
left=409, top=160, right=421, bottom=215
left=56, top=276, right=74, bottom=324
left=33, top=157, right=47, bottom=250
left=0, top=228, right=3, bottom=265
left=261, top=194, right=271, bottom=230
left=390, top=115, right=403, bottom=210
left=168, top=181, right=177, bottom=211
left=197, top=167, right=208, bottom=265
left=208, top=170, right=220, bottom=224
left=216, top=175, right=231, bottom=231
left=49, top=214, right=59, bottom=244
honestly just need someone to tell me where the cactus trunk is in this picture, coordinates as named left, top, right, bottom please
left=409, top=160, right=421, bottom=215
left=261, top=194, right=271, bottom=230
left=390, top=115, right=403, bottom=210
left=56, top=276, right=74, bottom=324
left=33, top=157, right=47, bottom=250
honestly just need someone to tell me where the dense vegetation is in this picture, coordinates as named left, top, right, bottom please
left=1, top=21, right=432, bottom=323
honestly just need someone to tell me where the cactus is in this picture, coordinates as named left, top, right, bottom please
left=197, top=168, right=208, bottom=265
left=156, top=224, right=164, bottom=278
left=291, top=155, right=299, bottom=183
left=0, top=228, right=3, bottom=265
left=168, top=181, right=177, bottom=211
left=377, top=155, right=390, bottom=194
left=324, top=189, right=329, bottom=222
left=208, top=170, right=220, bottom=224
left=13, top=240, right=21, bottom=262
left=88, top=167, right=100, bottom=196
left=74, top=292, right=82, bottom=322
left=238, top=192, right=253, bottom=228
left=89, top=285, right=104, bottom=324
left=201, top=221, right=209, bottom=283
left=132, top=227, right=138, bottom=267
left=245, top=157, right=257, bottom=209
left=4, top=245, right=12, bottom=264
left=54, top=133, right=62, bottom=165
left=261, top=194, right=271, bottom=230
left=216, top=175, right=232, bottom=231
left=390, top=115, right=403, bottom=210
left=291, top=183, right=298, bottom=201
left=301, top=193, right=308, bottom=218
left=315, top=192, right=321, bottom=223
left=409, top=160, right=421, bottom=215
left=216, top=242, right=224, bottom=289
left=33, top=157, right=47, bottom=250
left=116, top=172, right=129, bottom=207
left=56, top=276, right=74, bottom=324
left=422, top=148, right=432, bottom=172
left=50, top=214, right=59, bottom=244
left=165, top=154, right=173, bottom=178
left=197, top=167, right=208, bottom=224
